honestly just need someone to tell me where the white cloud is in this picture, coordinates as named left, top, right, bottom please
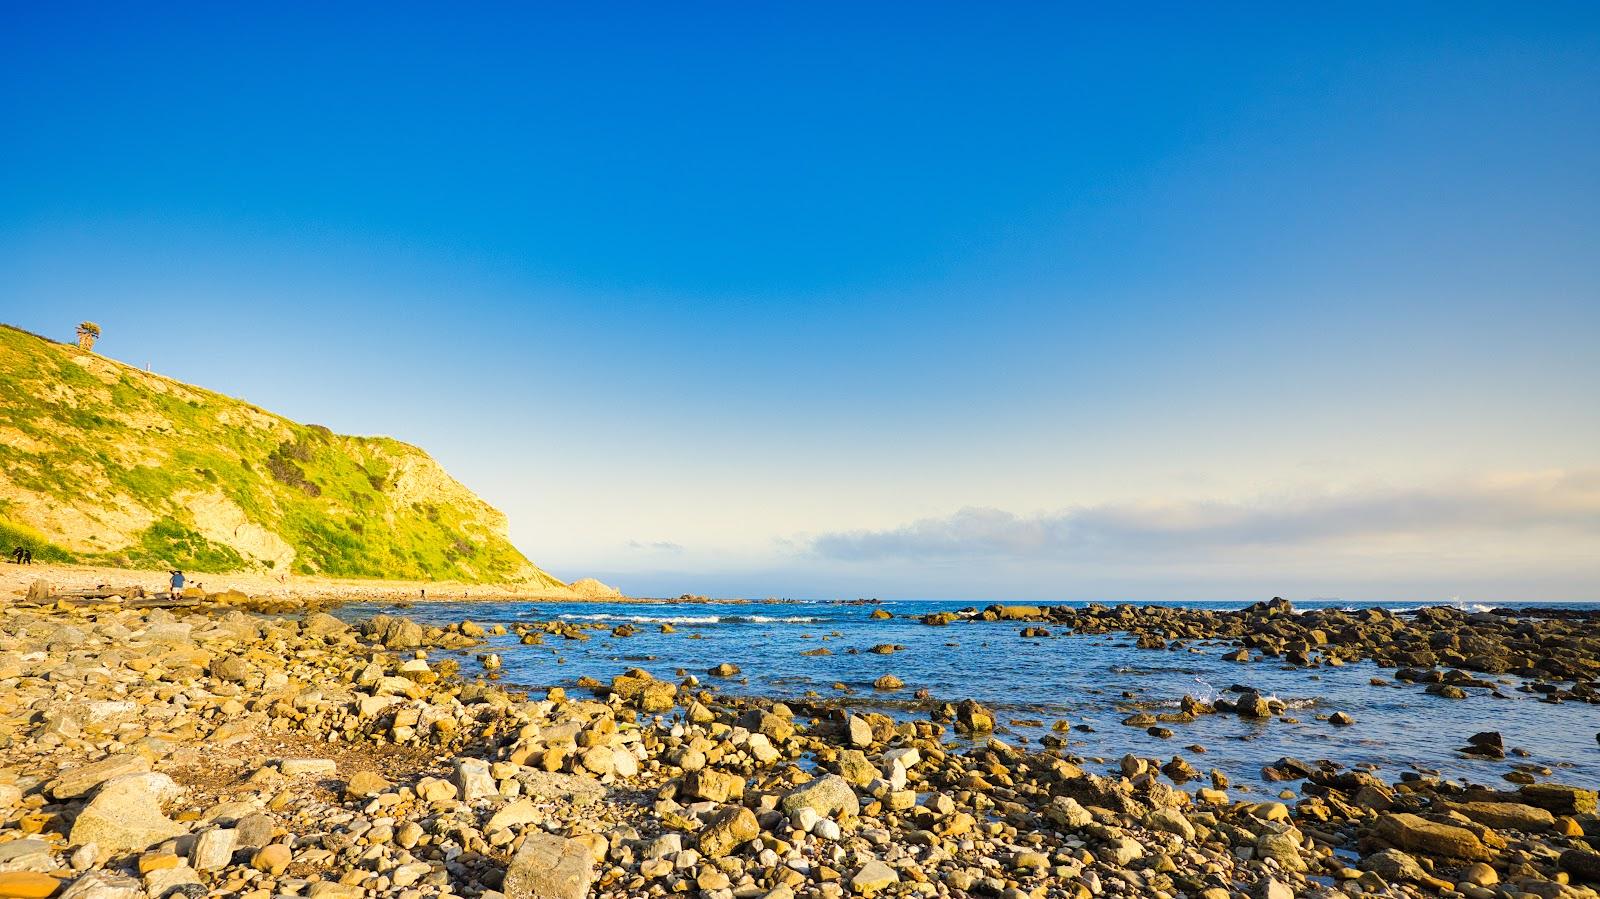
left=626, top=539, right=685, bottom=554
left=810, top=470, right=1600, bottom=562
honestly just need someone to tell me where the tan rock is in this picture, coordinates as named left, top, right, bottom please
left=698, top=806, right=759, bottom=858
left=0, top=872, right=61, bottom=899
left=502, top=834, right=597, bottom=899
left=1374, top=813, right=1493, bottom=861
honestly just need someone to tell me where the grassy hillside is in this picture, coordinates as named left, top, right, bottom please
left=0, top=324, right=563, bottom=586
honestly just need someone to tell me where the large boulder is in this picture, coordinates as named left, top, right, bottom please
left=69, top=774, right=186, bottom=862
left=363, top=615, right=424, bottom=650
left=698, top=806, right=758, bottom=858
left=682, top=769, right=745, bottom=803
left=1519, top=783, right=1598, bottom=816
left=302, top=612, right=349, bottom=637
left=46, top=755, right=151, bottom=801
left=501, top=834, right=597, bottom=899
left=780, top=775, right=858, bottom=819
left=609, top=671, right=676, bottom=712
left=1373, top=813, right=1494, bottom=861
left=1438, top=800, right=1553, bottom=832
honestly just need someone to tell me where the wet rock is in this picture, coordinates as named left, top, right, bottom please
left=955, top=699, right=994, bottom=733
left=1459, top=731, right=1504, bottom=758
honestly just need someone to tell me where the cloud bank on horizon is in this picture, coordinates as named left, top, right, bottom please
left=810, top=470, right=1600, bottom=562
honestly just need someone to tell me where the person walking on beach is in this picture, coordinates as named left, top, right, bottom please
left=20, top=548, right=31, bottom=565
left=169, top=569, right=185, bottom=599
left=9, top=547, right=22, bottom=564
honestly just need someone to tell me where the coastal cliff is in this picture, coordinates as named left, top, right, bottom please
left=0, top=323, right=562, bottom=586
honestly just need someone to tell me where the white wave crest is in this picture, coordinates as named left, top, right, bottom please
left=553, top=613, right=824, bottom=625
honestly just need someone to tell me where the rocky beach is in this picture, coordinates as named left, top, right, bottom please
left=0, top=583, right=1597, bottom=899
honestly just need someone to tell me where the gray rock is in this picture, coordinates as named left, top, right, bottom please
left=779, top=775, right=859, bottom=819
left=846, top=715, right=873, bottom=747
left=144, top=866, right=202, bottom=899
left=515, top=769, right=606, bottom=806
left=233, top=813, right=275, bottom=851
left=454, top=758, right=496, bottom=802
left=850, top=860, right=899, bottom=894
left=69, top=773, right=186, bottom=862
left=0, top=839, right=60, bottom=873
left=58, top=872, right=142, bottom=899
left=1361, top=848, right=1425, bottom=882
left=501, top=834, right=597, bottom=899
left=301, top=612, right=348, bottom=636
left=209, top=654, right=249, bottom=682
left=46, top=755, right=152, bottom=800
left=191, top=827, right=237, bottom=871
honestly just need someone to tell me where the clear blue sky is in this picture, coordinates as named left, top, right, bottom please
left=3, top=2, right=1597, bottom=600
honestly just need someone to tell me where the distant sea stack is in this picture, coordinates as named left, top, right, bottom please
left=0, top=322, right=565, bottom=586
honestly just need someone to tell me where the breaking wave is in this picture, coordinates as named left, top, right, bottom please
left=554, top=613, right=824, bottom=625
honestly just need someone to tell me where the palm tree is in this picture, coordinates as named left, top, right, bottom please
left=76, top=321, right=100, bottom=352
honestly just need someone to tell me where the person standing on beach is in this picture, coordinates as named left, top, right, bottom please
left=169, top=569, right=185, bottom=599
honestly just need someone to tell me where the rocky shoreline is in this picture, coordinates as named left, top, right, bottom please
left=1, top=592, right=1597, bottom=899
left=921, top=600, right=1600, bottom=703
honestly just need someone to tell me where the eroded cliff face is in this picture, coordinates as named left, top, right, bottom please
left=0, top=324, right=563, bottom=586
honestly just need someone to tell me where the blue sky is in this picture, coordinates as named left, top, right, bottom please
left=2, top=2, right=1597, bottom=600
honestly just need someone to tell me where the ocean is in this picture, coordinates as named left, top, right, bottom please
left=334, top=598, right=1600, bottom=795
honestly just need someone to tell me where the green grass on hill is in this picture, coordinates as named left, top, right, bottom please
left=0, top=323, right=560, bottom=585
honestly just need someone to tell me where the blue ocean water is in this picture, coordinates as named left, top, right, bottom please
left=336, top=598, right=1600, bottom=794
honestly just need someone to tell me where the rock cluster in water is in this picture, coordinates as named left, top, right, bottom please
left=922, top=599, right=1600, bottom=703
left=0, top=592, right=1596, bottom=899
